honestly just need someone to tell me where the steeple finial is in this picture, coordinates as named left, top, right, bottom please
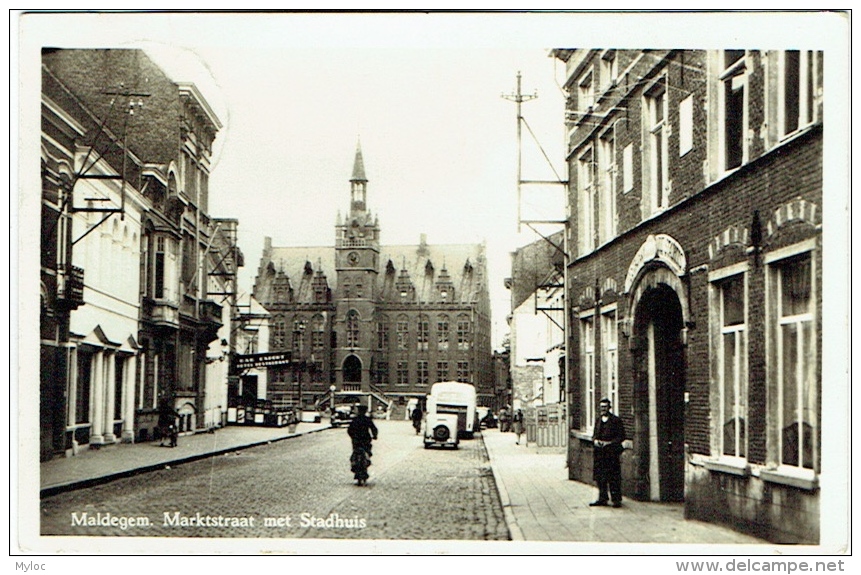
left=351, top=139, right=367, bottom=182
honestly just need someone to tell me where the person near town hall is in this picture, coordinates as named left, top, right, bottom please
left=498, top=405, right=511, bottom=432
left=590, top=398, right=625, bottom=508
left=512, top=408, right=525, bottom=445
left=347, top=404, right=378, bottom=486
left=157, top=398, right=179, bottom=448
left=410, top=404, right=423, bottom=435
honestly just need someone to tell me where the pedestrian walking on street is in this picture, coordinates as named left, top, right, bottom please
left=498, top=406, right=510, bottom=432
left=590, top=398, right=625, bottom=508
left=347, top=404, right=378, bottom=486
left=157, top=399, right=179, bottom=448
left=512, top=409, right=525, bottom=444
left=410, top=404, right=423, bottom=435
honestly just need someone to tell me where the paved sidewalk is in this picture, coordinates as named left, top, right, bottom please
left=481, top=427, right=768, bottom=546
left=40, top=421, right=331, bottom=496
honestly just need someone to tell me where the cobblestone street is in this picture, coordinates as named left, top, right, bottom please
left=40, top=420, right=509, bottom=540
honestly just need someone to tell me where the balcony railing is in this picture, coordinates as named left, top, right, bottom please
left=56, top=265, right=85, bottom=308
left=142, top=297, right=180, bottom=327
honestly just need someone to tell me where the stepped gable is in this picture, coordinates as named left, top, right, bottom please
left=378, top=241, right=485, bottom=304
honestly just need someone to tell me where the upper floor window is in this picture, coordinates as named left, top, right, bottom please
left=720, top=50, right=747, bottom=171
left=417, top=315, right=429, bottom=351
left=579, top=70, right=595, bottom=111
left=396, top=316, right=409, bottom=351
left=643, top=77, right=669, bottom=215
left=311, top=315, right=325, bottom=353
left=437, top=361, right=449, bottom=382
left=457, top=316, right=471, bottom=351
left=780, top=50, right=817, bottom=138
left=598, top=130, right=617, bottom=244
left=377, top=319, right=389, bottom=350
left=345, top=310, right=360, bottom=349
left=417, top=360, right=429, bottom=386
left=271, top=316, right=286, bottom=350
left=578, top=147, right=595, bottom=254
left=437, top=315, right=450, bottom=351
left=292, top=318, right=306, bottom=357
left=601, top=50, right=618, bottom=91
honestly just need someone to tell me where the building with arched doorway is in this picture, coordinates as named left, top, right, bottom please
left=252, top=144, right=493, bottom=416
left=555, top=49, right=824, bottom=543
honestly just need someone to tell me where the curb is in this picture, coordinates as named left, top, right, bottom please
left=480, top=433, right=524, bottom=541
left=40, top=425, right=332, bottom=498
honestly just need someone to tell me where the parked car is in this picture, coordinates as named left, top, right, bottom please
left=330, top=404, right=358, bottom=427
left=423, top=412, right=460, bottom=449
left=477, top=407, right=498, bottom=429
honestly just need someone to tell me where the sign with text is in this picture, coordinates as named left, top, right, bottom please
left=233, top=351, right=292, bottom=371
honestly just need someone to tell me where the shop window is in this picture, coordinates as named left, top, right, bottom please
left=718, top=273, right=748, bottom=458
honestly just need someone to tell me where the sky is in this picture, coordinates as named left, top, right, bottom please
left=17, top=10, right=849, bottom=349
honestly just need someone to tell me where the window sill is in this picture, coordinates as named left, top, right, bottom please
left=703, top=458, right=751, bottom=477
left=760, top=467, right=819, bottom=491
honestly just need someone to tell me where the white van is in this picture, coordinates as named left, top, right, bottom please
left=426, top=381, right=478, bottom=439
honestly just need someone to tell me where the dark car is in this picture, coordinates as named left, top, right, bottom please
left=330, top=404, right=358, bottom=427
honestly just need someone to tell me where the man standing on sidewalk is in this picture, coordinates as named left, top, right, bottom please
left=589, top=398, right=625, bottom=508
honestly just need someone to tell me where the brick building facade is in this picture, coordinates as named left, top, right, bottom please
left=252, top=145, right=493, bottom=414
left=554, top=49, right=823, bottom=543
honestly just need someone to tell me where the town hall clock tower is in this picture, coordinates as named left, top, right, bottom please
left=334, top=142, right=380, bottom=391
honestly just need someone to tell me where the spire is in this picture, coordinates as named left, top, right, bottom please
left=351, top=139, right=367, bottom=182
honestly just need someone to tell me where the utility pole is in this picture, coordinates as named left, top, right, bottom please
left=502, top=71, right=538, bottom=233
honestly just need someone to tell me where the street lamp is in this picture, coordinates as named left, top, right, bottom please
left=329, top=384, right=336, bottom=414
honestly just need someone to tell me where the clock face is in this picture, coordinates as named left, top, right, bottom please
left=348, top=251, right=359, bottom=265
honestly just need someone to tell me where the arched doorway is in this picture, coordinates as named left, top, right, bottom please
left=343, top=355, right=362, bottom=384
left=631, top=279, right=686, bottom=502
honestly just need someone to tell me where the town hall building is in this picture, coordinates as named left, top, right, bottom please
left=252, top=145, right=493, bottom=416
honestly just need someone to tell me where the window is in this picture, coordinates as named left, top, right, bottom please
left=457, top=316, right=471, bottom=351
left=457, top=361, right=470, bottom=383
left=377, top=319, right=389, bottom=350
left=417, top=315, right=429, bottom=351
left=154, top=236, right=166, bottom=299
left=396, top=316, right=409, bottom=351
left=601, top=309, right=619, bottom=411
left=770, top=251, right=816, bottom=470
left=272, top=316, right=286, bottom=350
left=622, top=144, right=634, bottom=193
left=345, top=310, right=359, bottom=349
left=311, top=315, right=325, bottom=353
left=644, top=77, right=669, bottom=214
left=437, top=361, right=448, bottom=382
left=720, top=50, right=747, bottom=171
left=292, top=318, right=306, bottom=357
left=579, top=70, right=595, bottom=111
left=718, top=274, right=747, bottom=458
left=437, top=315, right=450, bottom=351
left=601, top=50, right=618, bottom=91
left=396, top=361, right=409, bottom=385
left=417, top=360, right=429, bottom=386
left=780, top=50, right=816, bottom=137
left=375, top=362, right=388, bottom=385
left=581, top=314, right=596, bottom=431
left=578, top=147, right=595, bottom=254
left=679, top=94, right=694, bottom=156
left=598, top=130, right=617, bottom=244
